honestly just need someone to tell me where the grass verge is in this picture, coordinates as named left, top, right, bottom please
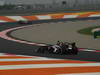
left=77, top=26, right=100, bottom=35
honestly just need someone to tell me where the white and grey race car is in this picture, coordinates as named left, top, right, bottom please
left=35, top=42, right=79, bottom=55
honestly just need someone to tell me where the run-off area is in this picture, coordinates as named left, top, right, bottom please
left=10, top=20, right=100, bottom=50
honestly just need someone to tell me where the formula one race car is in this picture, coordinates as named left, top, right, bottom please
left=35, top=42, right=79, bottom=55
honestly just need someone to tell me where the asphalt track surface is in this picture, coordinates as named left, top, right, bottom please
left=0, top=19, right=100, bottom=62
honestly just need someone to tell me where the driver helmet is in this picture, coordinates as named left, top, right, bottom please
left=56, top=41, right=60, bottom=45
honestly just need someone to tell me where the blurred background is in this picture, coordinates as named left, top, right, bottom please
left=0, top=0, right=100, bottom=15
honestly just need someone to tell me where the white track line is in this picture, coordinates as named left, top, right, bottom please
left=0, top=63, right=100, bottom=70
left=0, top=25, right=46, bottom=46
left=0, top=57, right=61, bottom=62
left=82, top=49, right=94, bottom=52
left=57, top=72, right=100, bottom=75
left=0, top=53, right=35, bottom=57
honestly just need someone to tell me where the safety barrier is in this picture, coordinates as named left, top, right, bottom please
left=0, top=11, right=100, bottom=23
